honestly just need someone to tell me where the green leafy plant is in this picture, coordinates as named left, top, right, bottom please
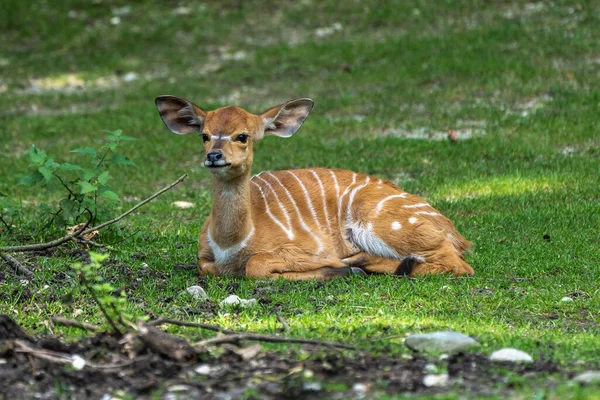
left=18, top=129, right=136, bottom=228
left=72, top=251, right=137, bottom=334
left=0, top=192, right=21, bottom=232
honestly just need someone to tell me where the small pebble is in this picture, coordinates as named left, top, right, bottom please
left=167, top=385, right=191, bottom=393
left=572, top=371, right=600, bottom=385
left=303, top=382, right=322, bottom=391
left=220, top=295, right=257, bottom=308
left=187, top=285, right=208, bottom=301
left=489, top=348, right=533, bottom=363
left=172, top=201, right=194, bottom=209
left=561, top=296, right=573, bottom=302
left=71, top=355, right=86, bottom=370
left=352, top=383, right=368, bottom=395
left=194, top=364, right=212, bottom=375
left=405, top=331, right=477, bottom=353
left=423, top=373, right=449, bottom=387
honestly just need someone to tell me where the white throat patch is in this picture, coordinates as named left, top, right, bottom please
left=207, top=226, right=255, bottom=265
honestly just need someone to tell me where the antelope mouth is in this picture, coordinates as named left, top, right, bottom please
left=204, top=160, right=231, bottom=168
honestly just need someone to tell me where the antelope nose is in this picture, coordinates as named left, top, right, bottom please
left=206, top=151, right=223, bottom=162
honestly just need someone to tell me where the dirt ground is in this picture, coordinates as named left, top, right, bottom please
left=0, top=315, right=568, bottom=399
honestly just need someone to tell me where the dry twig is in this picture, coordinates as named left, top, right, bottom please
left=0, top=253, right=34, bottom=277
left=148, top=317, right=237, bottom=334
left=275, top=309, right=291, bottom=333
left=0, top=174, right=187, bottom=254
left=50, top=317, right=100, bottom=332
left=194, top=333, right=354, bottom=350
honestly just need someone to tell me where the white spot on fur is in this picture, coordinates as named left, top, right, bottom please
left=409, top=217, right=418, bottom=224
left=207, top=226, right=255, bottom=265
left=392, top=221, right=402, bottom=230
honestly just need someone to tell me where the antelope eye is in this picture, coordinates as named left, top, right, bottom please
left=236, top=133, right=248, bottom=144
left=201, top=134, right=209, bottom=143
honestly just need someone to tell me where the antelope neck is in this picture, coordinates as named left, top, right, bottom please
left=209, top=170, right=254, bottom=248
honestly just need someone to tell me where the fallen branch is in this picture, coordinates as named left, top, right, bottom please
left=148, top=317, right=237, bottom=334
left=0, top=213, right=92, bottom=253
left=0, top=253, right=34, bottom=277
left=149, top=317, right=353, bottom=350
left=13, top=339, right=134, bottom=371
left=194, top=333, right=355, bottom=350
left=275, top=309, right=290, bottom=333
left=0, top=174, right=187, bottom=254
left=137, top=323, right=197, bottom=362
left=50, top=317, right=100, bottom=332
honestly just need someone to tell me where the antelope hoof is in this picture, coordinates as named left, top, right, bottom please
left=393, top=257, right=422, bottom=276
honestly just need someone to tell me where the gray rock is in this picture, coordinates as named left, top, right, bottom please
left=572, top=371, right=600, bottom=385
left=423, top=373, right=449, bottom=387
left=220, top=294, right=257, bottom=308
left=405, top=331, right=477, bottom=353
left=489, top=348, right=533, bottom=363
left=187, top=285, right=208, bottom=301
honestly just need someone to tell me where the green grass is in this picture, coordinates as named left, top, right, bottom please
left=1, top=0, right=600, bottom=398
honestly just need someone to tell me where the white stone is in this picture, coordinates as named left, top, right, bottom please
left=352, top=383, right=368, bottom=395
left=194, top=364, right=212, bottom=375
left=187, top=285, right=208, bottom=301
left=109, top=16, right=121, bottom=25
left=172, top=200, right=195, bottom=209
left=71, top=355, right=86, bottom=370
left=572, top=371, right=600, bottom=385
left=489, top=348, right=533, bottom=363
left=561, top=296, right=574, bottom=302
left=122, top=72, right=138, bottom=82
left=405, top=331, right=477, bottom=353
left=220, top=295, right=257, bottom=308
left=423, top=373, right=449, bottom=387
left=303, top=382, right=322, bottom=391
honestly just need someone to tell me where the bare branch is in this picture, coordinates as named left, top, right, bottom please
left=83, top=174, right=187, bottom=235
left=275, top=308, right=290, bottom=333
left=0, top=174, right=187, bottom=253
left=148, top=317, right=236, bottom=334
left=0, top=253, right=34, bottom=277
left=50, top=317, right=100, bottom=332
left=194, top=333, right=354, bottom=350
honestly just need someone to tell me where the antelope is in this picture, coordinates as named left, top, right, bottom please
left=155, top=96, right=475, bottom=280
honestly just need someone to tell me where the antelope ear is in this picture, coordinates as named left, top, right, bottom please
left=155, top=95, right=206, bottom=135
left=259, top=98, right=314, bottom=139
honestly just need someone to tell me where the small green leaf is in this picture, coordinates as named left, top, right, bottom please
left=0, top=191, right=7, bottom=197
left=43, top=158, right=60, bottom=170
left=38, top=166, right=54, bottom=182
left=71, top=148, right=98, bottom=157
left=111, top=154, right=136, bottom=166
left=99, top=190, right=120, bottom=201
left=97, top=171, right=109, bottom=185
left=28, top=145, right=47, bottom=166
left=82, top=168, right=100, bottom=181
left=101, top=129, right=122, bottom=136
left=60, top=163, right=83, bottom=171
left=19, top=171, right=44, bottom=186
left=78, top=181, right=98, bottom=194
left=119, top=135, right=137, bottom=141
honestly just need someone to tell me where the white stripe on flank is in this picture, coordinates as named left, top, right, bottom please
left=329, top=170, right=340, bottom=199
left=207, top=226, right=255, bottom=265
left=268, top=173, right=324, bottom=253
left=310, top=170, right=332, bottom=235
left=374, top=193, right=408, bottom=216
left=346, top=176, right=370, bottom=223
left=337, top=173, right=357, bottom=221
left=415, top=211, right=441, bottom=216
left=286, top=171, right=323, bottom=232
left=402, top=203, right=430, bottom=209
left=250, top=180, right=295, bottom=240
